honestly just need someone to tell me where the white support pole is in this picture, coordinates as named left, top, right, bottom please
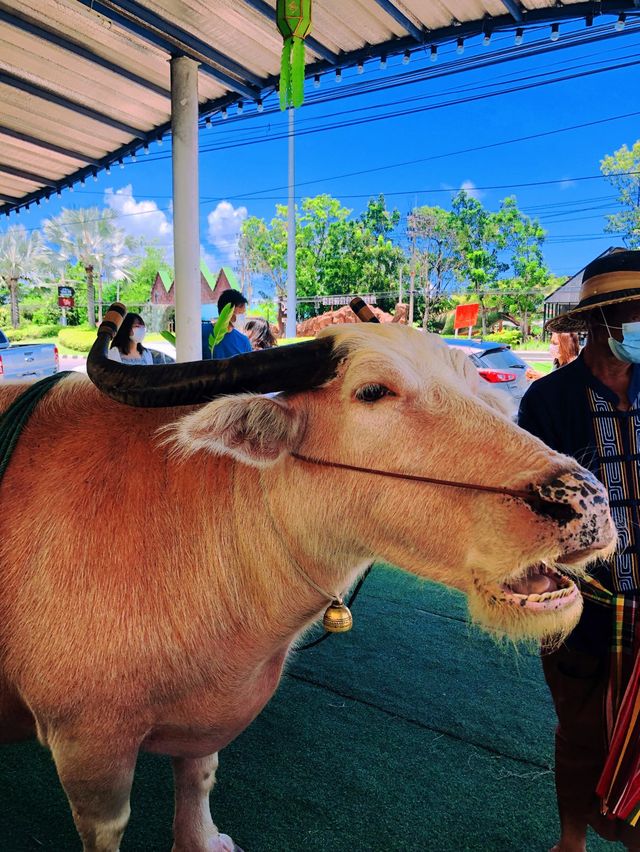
left=171, top=56, right=201, bottom=362
left=285, top=108, right=297, bottom=338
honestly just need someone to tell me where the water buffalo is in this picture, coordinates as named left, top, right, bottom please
left=0, top=306, right=616, bottom=852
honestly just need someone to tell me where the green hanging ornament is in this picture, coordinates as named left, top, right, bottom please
left=208, top=303, right=234, bottom=356
left=277, top=0, right=312, bottom=110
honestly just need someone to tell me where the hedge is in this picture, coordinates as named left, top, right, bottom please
left=483, top=330, right=522, bottom=346
left=58, top=327, right=97, bottom=352
left=5, top=324, right=60, bottom=342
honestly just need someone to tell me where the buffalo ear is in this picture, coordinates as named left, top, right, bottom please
left=172, top=394, right=303, bottom=467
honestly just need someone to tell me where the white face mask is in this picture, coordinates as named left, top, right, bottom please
left=235, top=313, right=246, bottom=330
left=131, top=327, right=146, bottom=343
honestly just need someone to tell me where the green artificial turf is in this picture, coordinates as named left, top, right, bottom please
left=0, top=566, right=616, bottom=851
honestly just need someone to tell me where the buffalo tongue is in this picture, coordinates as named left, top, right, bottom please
left=505, top=566, right=559, bottom=596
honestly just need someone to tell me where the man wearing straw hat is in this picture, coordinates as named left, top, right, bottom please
left=519, top=249, right=640, bottom=851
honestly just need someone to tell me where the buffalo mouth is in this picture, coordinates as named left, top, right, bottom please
left=474, top=564, right=579, bottom=613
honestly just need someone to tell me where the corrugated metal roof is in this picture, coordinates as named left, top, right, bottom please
left=200, top=258, right=216, bottom=288
left=158, top=267, right=172, bottom=291
left=221, top=265, right=240, bottom=290
left=0, top=0, right=635, bottom=216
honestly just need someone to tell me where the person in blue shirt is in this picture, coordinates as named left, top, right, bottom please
left=201, top=289, right=252, bottom=360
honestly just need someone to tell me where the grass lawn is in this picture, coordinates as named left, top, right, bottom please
left=529, top=361, right=553, bottom=375
left=0, top=566, right=612, bottom=851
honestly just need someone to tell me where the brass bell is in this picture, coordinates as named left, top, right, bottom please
left=322, top=599, right=353, bottom=633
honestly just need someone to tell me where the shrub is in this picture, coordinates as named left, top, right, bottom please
left=58, top=327, right=96, bottom=352
left=484, top=329, right=522, bottom=347
left=31, top=306, right=62, bottom=325
left=5, top=324, right=60, bottom=341
left=441, top=316, right=454, bottom=335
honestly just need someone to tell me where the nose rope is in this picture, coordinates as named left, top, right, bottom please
left=291, top=452, right=542, bottom=507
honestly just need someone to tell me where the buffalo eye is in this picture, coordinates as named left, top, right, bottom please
left=355, top=383, right=393, bottom=403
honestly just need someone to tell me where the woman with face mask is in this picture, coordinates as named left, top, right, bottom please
left=549, top=331, right=580, bottom=370
left=108, top=312, right=153, bottom=365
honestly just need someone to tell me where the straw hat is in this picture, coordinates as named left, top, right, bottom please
left=545, top=250, right=640, bottom=332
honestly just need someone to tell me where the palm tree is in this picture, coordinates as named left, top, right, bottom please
left=100, top=228, right=139, bottom=319
left=0, top=225, right=51, bottom=328
left=44, top=208, right=135, bottom=327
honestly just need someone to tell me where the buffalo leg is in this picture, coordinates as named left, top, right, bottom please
left=171, top=753, right=240, bottom=852
left=48, top=732, right=137, bottom=852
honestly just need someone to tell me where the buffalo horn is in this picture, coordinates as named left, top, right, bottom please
left=87, top=303, right=340, bottom=408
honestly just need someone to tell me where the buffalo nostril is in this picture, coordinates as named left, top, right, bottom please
left=523, top=492, right=580, bottom=524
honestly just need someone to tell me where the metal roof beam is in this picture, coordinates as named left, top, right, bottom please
left=2, top=0, right=637, bottom=217
left=0, top=164, right=58, bottom=187
left=0, top=126, right=101, bottom=165
left=501, top=0, right=525, bottom=22
left=0, top=5, right=169, bottom=99
left=240, top=0, right=339, bottom=63
left=0, top=71, right=144, bottom=136
left=0, top=193, right=17, bottom=205
left=78, top=0, right=262, bottom=98
left=370, top=0, right=425, bottom=42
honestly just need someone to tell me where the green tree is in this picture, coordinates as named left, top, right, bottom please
left=44, top=208, right=136, bottom=327
left=359, top=193, right=401, bottom=237
left=408, top=206, right=460, bottom=329
left=295, top=194, right=352, bottom=298
left=239, top=214, right=288, bottom=300
left=238, top=195, right=404, bottom=317
left=0, top=225, right=51, bottom=328
left=494, top=197, right=550, bottom=340
left=601, top=141, right=640, bottom=247
left=122, top=247, right=173, bottom=307
left=450, top=191, right=507, bottom=335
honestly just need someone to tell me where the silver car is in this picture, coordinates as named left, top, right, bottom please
left=443, top=338, right=532, bottom=404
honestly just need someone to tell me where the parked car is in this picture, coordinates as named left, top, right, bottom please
left=442, top=337, right=532, bottom=404
left=0, top=330, right=58, bottom=381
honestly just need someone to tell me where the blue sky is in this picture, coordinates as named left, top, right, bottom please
left=9, top=16, right=640, bottom=288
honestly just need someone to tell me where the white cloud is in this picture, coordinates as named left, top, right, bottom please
left=206, top=201, right=247, bottom=265
left=104, top=185, right=173, bottom=257
left=559, top=178, right=576, bottom=191
left=460, top=180, right=483, bottom=200
left=201, top=249, right=218, bottom=272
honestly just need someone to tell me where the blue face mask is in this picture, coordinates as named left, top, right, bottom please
left=606, top=321, right=640, bottom=364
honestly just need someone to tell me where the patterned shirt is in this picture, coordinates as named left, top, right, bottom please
left=518, top=354, right=640, bottom=653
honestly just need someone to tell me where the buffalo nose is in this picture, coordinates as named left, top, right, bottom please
left=534, top=469, right=608, bottom=522
left=530, top=468, right=615, bottom=557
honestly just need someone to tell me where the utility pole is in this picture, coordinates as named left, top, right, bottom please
left=409, top=232, right=416, bottom=325
left=422, top=250, right=430, bottom=330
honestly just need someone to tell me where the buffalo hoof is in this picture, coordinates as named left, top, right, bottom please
left=219, top=835, right=244, bottom=852
left=172, top=836, right=242, bottom=852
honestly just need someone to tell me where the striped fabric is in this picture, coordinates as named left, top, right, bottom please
left=584, top=387, right=640, bottom=824
left=588, top=388, right=640, bottom=591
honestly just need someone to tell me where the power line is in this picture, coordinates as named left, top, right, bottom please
left=218, top=114, right=640, bottom=203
